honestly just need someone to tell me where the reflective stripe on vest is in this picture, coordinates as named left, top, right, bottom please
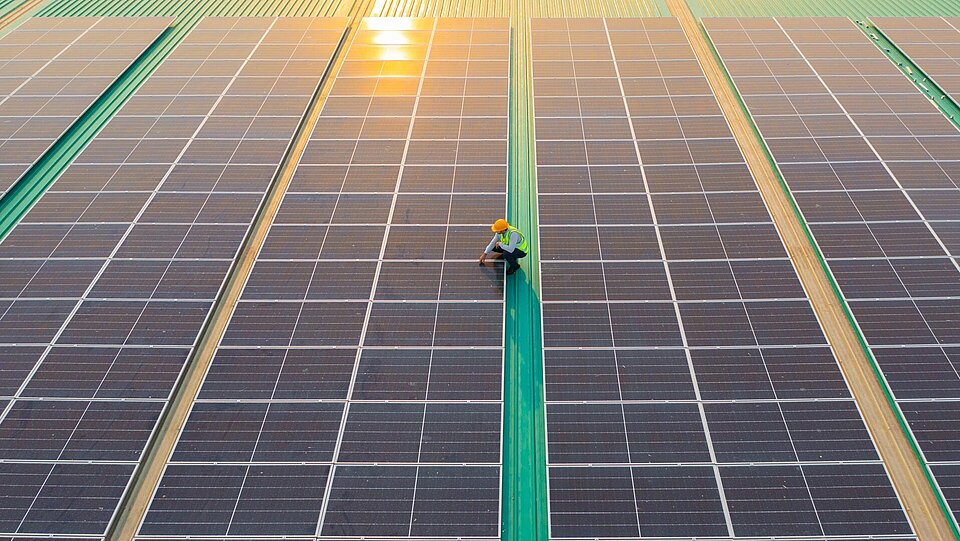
left=499, top=226, right=528, bottom=252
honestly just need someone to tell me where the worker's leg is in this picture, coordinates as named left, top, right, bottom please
left=500, top=250, right=519, bottom=265
left=503, top=249, right=525, bottom=275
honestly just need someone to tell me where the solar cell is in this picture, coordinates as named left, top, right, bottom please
left=533, top=17, right=913, bottom=539
left=705, top=16, right=960, bottom=525
left=0, top=17, right=171, bottom=197
left=137, top=17, right=508, bottom=540
left=0, top=16, right=346, bottom=537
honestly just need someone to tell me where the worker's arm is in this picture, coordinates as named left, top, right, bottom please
left=479, top=234, right=499, bottom=263
left=484, top=234, right=498, bottom=254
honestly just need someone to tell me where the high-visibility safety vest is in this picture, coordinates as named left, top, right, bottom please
left=499, top=226, right=529, bottom=252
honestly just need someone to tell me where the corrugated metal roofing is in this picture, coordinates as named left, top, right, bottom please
left=34, top=0, right=664, bottom=18
left=687, top=0, right=960, bottom=17
left=0, top=0, right=25, bottom=18
left=38, top=0, right=350, bottom=17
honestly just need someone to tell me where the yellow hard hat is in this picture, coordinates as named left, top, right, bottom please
left=492, top=219, right=509, bottom=233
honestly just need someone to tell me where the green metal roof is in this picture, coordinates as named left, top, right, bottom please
left=37, top=0, right=350, bottom=17
left=0, top=0, right=26, bottom=18
left=369, top=0, right=662, bottom=17
left=34, top=0, right=665, bottom=18
left=687, top=0, right=960, bottom=17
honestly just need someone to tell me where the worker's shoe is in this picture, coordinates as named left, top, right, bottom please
left=506, top=263, right=521, bottom=275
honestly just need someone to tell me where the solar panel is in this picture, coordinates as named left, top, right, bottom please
left=532, top=17, right=915, bottom=539
left=0, top=17, right=172, bottom=197
left=875, top=17, right=960, bottom=100
left=0, top=16, right=346, bottom=537
left=705, top=15, right=960, bottom=528
left=136, top=17, right=507, bottom=539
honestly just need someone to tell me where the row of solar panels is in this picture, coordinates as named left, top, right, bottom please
left=707, top=14, right=960, bottom=540
left=0, top=13, right=958, bottom=541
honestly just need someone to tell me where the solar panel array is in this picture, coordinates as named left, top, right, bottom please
left=0, top=17, right=170, bottom=197
left=0, top=16, right=346, bottom=537
left=136, top=17, right=508, bottom=538
left=875, top=17, right=960, bottom=99
left=532, top=17, right=915, bottom=540
left=705, top=15, right=960, bottom=528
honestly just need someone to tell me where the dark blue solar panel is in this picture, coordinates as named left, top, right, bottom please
left=706, top=15, right=960, bottom=528
left=535, top=16, right=913, bottom=539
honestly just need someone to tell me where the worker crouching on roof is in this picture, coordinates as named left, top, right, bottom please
left=479, top=219, right=528, bottom=276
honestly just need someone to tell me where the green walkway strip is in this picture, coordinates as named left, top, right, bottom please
left=863, top=19, right=960, bottom=130
left=503, top=9, right=548, bottom=541
left=698, top=15, right=960, bottom=538
left=365, top=6, right=659, bottom=541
